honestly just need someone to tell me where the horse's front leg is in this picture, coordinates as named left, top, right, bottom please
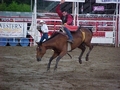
left=54, top=51, right=67, bottom=71
left=78, top=43, right=86, bottom=64
left=47, top=51, right=59, bottom=71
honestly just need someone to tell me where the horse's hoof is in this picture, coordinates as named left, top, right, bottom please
left=46, top=69, right=50, bottom=73
left=79, top=60, right=82, bottom=64
left=86, top=57, right=89, bottom=61
left=37, top=58, right=41, bottom=62
left=47, top=67, right=50, bottom=71
left=54, top=67, right=57, bottom=71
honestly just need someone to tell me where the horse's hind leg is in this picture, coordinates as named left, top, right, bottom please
left=78, top=43, right=86, bottom=64
left=47, top=51, right=59, bottom=71
left=85, top=43, right=93, bottom=61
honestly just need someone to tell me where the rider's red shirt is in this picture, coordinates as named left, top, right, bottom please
left=56, top=4, right=73, bottom=25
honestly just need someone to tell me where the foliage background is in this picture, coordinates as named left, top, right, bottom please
left=0, top=0, right=31, bottom=12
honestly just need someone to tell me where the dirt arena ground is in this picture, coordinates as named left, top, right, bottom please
left=0, top=45, right=120, bottom=90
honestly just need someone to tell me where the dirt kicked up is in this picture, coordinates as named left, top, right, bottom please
left=0, top=46, right=120, bottom=90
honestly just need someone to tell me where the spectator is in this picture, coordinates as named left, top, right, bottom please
left=38, top=20, right=49, bottom=44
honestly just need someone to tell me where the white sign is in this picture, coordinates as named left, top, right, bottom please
left=45, top=0, right=85, bottom=2
left=0, top=22, right=27, bottom=38
left=96, top=0, right=120, bottom=3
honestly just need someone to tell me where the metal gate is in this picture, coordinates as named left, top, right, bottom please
left=78, top=14, right=116, bottom=45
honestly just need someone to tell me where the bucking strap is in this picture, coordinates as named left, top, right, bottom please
left=81, top=31, right=85, bottom=42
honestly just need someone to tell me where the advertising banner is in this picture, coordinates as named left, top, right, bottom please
left=45, top=0, right=85, bottom=2
left=93, top=6, right=104, bottom=11
left=96, top=0, right=120, bottom=3
left=0, top=22, right=27, bottom=38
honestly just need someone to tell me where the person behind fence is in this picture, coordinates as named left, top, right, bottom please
left=56, top=0, right=73, bottom=43
left=38, top=20, right=48, bottom=44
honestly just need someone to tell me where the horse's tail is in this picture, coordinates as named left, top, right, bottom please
left=81, top=26, right=93, bottom=34
left=88, top=28, right=93, bottom=33
left=87, top=25, right=93, bottom=33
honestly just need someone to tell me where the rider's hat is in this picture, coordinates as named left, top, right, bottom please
left=40, top=20, right=44, bottom=23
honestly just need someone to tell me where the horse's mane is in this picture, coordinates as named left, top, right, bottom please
left=42, top=31, right=63, bottom=43
left=49, top=31, right=60, bottom=39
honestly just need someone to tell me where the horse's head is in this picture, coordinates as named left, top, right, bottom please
left=36, top=43, right=46, bottom=61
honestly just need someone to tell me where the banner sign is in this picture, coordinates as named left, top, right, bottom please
left=45, top=0, right=85, bottom=2
left=0, top=22, right=27, bottom=38
left=96, top=0, right=120, bottom=3
left=93, top=6, right=104, bottom=11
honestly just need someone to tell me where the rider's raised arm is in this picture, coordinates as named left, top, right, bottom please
left=55, top=0, right=65, bottom=19
left=56, top=4, right=62, bottom=19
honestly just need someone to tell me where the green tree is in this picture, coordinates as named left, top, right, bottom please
left=6, top=1, right=19, bottom=11
left=1, top=1, right=31, bottom=12
left=19, top=4, right=31, bottom=12
left=0, top=0, right=31, bottom=12
left=0, top=3, right=7, bottom=11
